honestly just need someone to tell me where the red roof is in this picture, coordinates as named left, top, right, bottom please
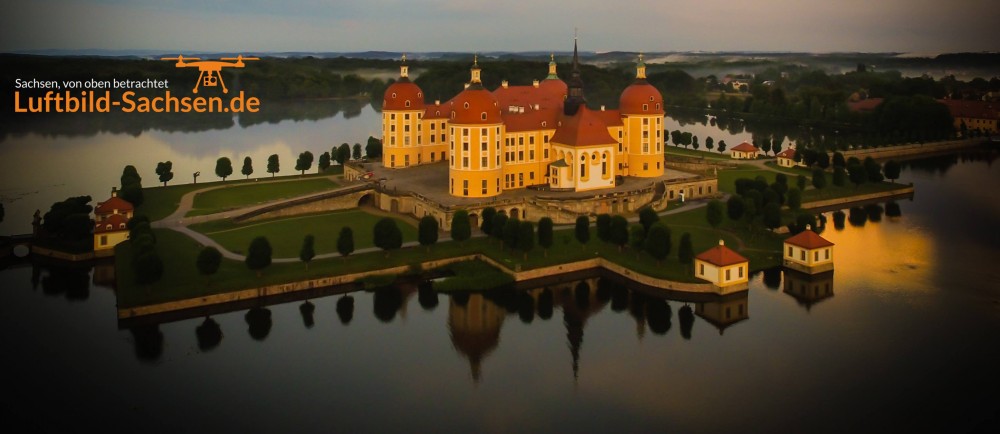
left=383, top=79, right=425, bottom=111
left=502, top=108, right=559, bottom=132
left=493, top=83, right=564, bottom=109
left=592, top=108, right=624, bottom=127
left=94, top=213, right=128, bottom=234
left=423, top=100, right=451, bottom=119
left=937, top=99, right=999, bottom=120
left=619, top=81, right=664, bottom=115
left=449, top=87, right=502, bottom=124
left=550, top=107, right=616, bottom=147
left=846, top=98, right=883, bottom=112
left=776, top=148, right=796, bottom=159
left=784, top=229, right=834, bottom=249
left=95, top=196, right=133, bottom=215
left=696, top=241, right=748, bottom=266
left=538, top=78, right=568, bottom=96
left=731, top=142, right=759, bottom=153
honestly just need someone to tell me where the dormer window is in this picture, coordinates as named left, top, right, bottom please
left=464, top=102, right=470, bottom=109
left=391, top=92, right=397, bottom=99
left=405, top=100, right=411, bottom=107
left=656, top=103, right=660, bottom=110
left=541, top=121, right=546, bottom=127
left=481, top=112, right=487, bottom=120
left=649, top=96, right=654, bottom=101
left=642, top=104, right=648, bottom=111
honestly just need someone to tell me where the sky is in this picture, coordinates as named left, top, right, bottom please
left=0, top=0, right=995, bottom=54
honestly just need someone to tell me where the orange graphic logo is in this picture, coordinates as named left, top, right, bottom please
left=161, top=54, right=259, bottom=93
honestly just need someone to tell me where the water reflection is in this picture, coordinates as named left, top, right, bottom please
left=299, top=301, right=315, bottom=329
left=447, top=292, right=505, bottom=383
left=336, top=296, right=354, bottom=325
left=695, top=292, right=750, bottom=335
left=245, top=307, right=272, bottom=341
left=129, top=324, right=164, bottom=362
left=782, top=270, right=835, bottom=311
left=195, top=317, right=223, bottom=352
left=39, top=262, right=90, bottom=301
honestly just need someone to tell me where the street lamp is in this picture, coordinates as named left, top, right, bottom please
left=194, top=171, right=201, bottom=184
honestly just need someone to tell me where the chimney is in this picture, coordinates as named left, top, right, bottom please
left=111, top=186, right=118, bottom=197
left=719, top=239, right=725, bottom=246
left=435, top=99, right=440, bottom=105
left=464, top=83, right=470, bottom=89
left=533, top=80, right=539, bottom=88
left=600, top=105, right=605, bottom=111
left=502, top=80, right=509, bottom=88
left=805, top=224, right=812, bottom=231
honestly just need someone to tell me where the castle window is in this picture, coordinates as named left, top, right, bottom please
left=642, top=104, right=648, bottom=111
left=482, top=142, right=488, bottom=151
left=463, top=128, right=469, bottom=137
left=463, top=180, right=468, bottom=196
left=391, top=125, right=396, bottom=132
left=463, top=156, right=469, bottom=168
left=544, top=135, right=549, bottom=143
left=431, top=123, right=436, bottom=130
left=463, top=143, right=469, bottom=151
left=643, top=118, right=649, bottom=125
left=482, top=156, right=488, bottom=167
left=529, top=149, right=534, bottom=160
left=544, top=149, right=549, bottom=159
left=405, top=113, right=410, bottom=120
left=464, top=102, right=470, bottom=109
left=418, top=92, right=422, bottom=98
left=649, top=96, right=654, bottom=101
left=481, top=112, right=487, bottom=120
left=482, top=180, right=487, bottom=195
left=518, top=151, right=524, bottom=161
left=391, top=93, right=397, bottom=99
left=481, top=128, right=487, bottom=136
left=529, top=136, right=535, bottom=145
left=405, top=100, right=411, bottom=107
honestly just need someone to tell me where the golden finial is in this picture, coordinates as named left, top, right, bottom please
left=551, top=53, right=555, bottom=62
left=638, top=52, right=643, bottom=62
left=401, top=53, right=406, bottom=63
left=474, top=53, right=478, bottom=67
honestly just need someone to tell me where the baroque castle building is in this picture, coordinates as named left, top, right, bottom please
left=381, top=40, right=666, bottom=198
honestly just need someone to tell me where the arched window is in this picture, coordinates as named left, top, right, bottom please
left=481, top=112, right=487, bottom=120
left=405, top=100, right=411, bottom=107
left=464, top=102, right=470, bottom=109
left=391, top=92, right=397, bottom=99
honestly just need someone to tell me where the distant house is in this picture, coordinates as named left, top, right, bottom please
left=846, top=97, right=884, bottom=113
left=782, top=226, right=834, bottom=274
left=937, top=99, right=999, bottom=135
left=730, top=141, right=759, bottom=159
left=731, top=79, right=750, bottom=92
left=93, top=187, right=133, bottom=255
left=694, top=240, right=749, bottom=293
left=775, top=148, right=800, bottom=168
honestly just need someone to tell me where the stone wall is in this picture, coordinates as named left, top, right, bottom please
left=841, top=139, right=983, bottom=160
left=238, top=185, right=374, bottom=223
left=801, top=185, right=915, bottom=210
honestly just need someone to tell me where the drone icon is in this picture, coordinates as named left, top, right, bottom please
left=161, top=54, right=259, bottom=94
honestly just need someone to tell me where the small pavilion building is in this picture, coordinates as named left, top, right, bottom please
left=694, top=240, right=749, bottom=294
left=730, top=141, right=759, bottom=159
left=93, top=187, right=133, bottom=256
left=782, top=225, right=834, bottom=274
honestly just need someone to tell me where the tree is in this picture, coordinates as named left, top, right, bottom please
left=267, top=154, right=280, bottom=177
left=491, top=213, right=509, bottom=247
left=763, top=202, right=782, bottom=230
left=196, top=246, right=222, bottom=279
left=884, top=160, right=901, bottom=183
left=727, top=195, right=745, bottom=221
left=812, top=168, right=827, bottom=190
left=639, top=207, right=659, bottom=232
left=644, top=223, right=671, bottom=265
left=518, top=221, right=535, bottom=260
left=832, top=152, right=846, bottom=168
left=337, top=226, right=354, bottom=259
left=706, top=200, right=724, bottom=230
left=760, top=137, right=772, bottom=155
left=671, top=129, right=682, bottom=146
left=299, top=235, right=315, bottom=269
left=772, top=137, right=783, bottom=156
left=797, top=174, right=807, bottom=191
left=352, top=143, right=362, bottom=160
left=318, top=152, right=331, bottom=172
left=848, top=163, right=867, bottom=188
left=574, top=216, right=590, bottom=247
left=480, top=207, right=496, bottom=235
left=678, top=233, right=694, bottom=268
left=503, top=217, right=520, bottom=252
left=596, top=214, right=612, bottom=243
left=242, top=156, right=254, bottom=179
left=787, top=188, right=802, bottom=210
left=629, top=224, right=645, bottom=256
left=681, top=132, right=693, bottom=149
left=717, top=140, right=728, bottom=154
left=295, top=151, right=314, bottom=175
left=245, top=236, right=272, bottom=277
left=816, top=151, right=830, bottom=169
left=366, top=136, right=383, bottom=159
left=705, top=136, right=715, bottom=151
left=119, top=165, right=144, bottom=206
left=215, top=157, right=233, bottom=181
left=155, top=161, right=173, bottom=186
left=691, top=135, right=700, bottom=151
left=373, top=217, right=403, bottom=257
left=538, top=217, right=554, bottom=257
left=864, top=157, right=884, bottom=183
left=418, top=216, right=439, bottom=251
left=833, top=166, right=847, bottom=187
left=610, top=215, right=629, bottom=252
left=451, top=210, right=471, bottom=243
left=335, top=143, right=351, bottom=165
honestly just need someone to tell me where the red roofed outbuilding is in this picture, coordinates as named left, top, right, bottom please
left=94, top=187, right=133, bottom=254
left=730, top=141, right=759, bottom=160
left=695, top=240, right=750, bottom=292
left=783, top=226, right=834, bottom=274
left=776, top=148, right=800, bottom=168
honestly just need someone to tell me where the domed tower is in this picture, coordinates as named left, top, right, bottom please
left=618, top=54, right=665, bottom=177
left=382, top=54, right=426, bottom=169
left=538, top=53, right=568, bottom=97
left=448, top=56, right=504, bottom=198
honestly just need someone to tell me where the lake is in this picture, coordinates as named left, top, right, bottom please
left=0, top=105, right=998, bottom=433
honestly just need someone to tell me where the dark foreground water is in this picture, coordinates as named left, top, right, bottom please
left=2, top=151, right=998, bottom=433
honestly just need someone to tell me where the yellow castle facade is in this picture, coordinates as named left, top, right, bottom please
left=381, top=41, right=666, bottom=198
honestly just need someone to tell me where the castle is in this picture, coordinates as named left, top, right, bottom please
left=380, top=40, right=666, bottom=198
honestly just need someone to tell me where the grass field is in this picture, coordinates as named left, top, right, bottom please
left=716, top=164, right=781, bottom=193
left=189, top=209, right=417, bottom=257
left=137, top=167, right=343, bottom=221
left=186, top=178, right=339, bottom=216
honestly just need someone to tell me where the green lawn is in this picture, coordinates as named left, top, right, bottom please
left=189, top=209, right=417, bottom=257
left=137, top=167, right=343, bottom=221
left=665, top=146, right=730, bottom=160
left=763, top=161, right=813, bottom=176
left=716, top=165, right=780, bottom=193
left=118, top=206, right=786, bottom=308
left=186, top=178, right=339, bottom=216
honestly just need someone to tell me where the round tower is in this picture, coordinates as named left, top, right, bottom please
left=382, top=54, right=426, bottom=169
left=448, top=57, right=504, bottom=198
left=619, top=53, right=665, bottom=177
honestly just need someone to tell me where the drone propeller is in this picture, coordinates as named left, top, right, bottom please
left=161, top=55, right=201, bottom=62
left=220, top=56, right=259, bottom=61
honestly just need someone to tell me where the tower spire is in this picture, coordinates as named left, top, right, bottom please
left=547, top=53, right=558, bottom=79
left=470, top=53, right=482, bottom=86
left=635, top=52, right=646, bottom=81
left=565, top=34, right=586, bottom=116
